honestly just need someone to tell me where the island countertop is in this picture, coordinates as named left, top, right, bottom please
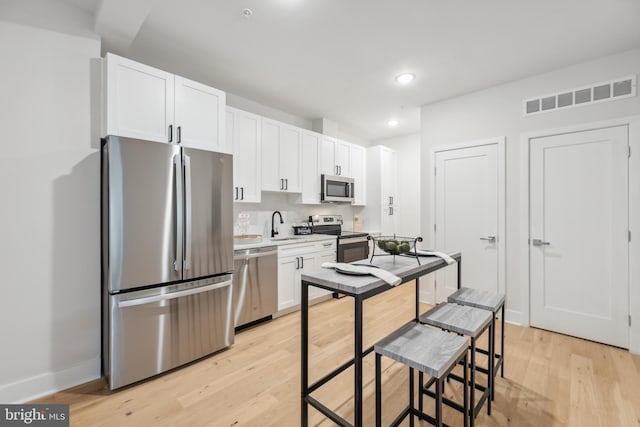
left=301, top=251, right=461, bottom=296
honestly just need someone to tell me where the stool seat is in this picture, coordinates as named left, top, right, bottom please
left=447, top=287, right=505, bottom=313
left=374, top=321, right=467, bottom=379
left=420, top=303, right=492, bottom=338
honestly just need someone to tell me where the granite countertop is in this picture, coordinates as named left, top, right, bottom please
left=233, top=234, right=336, bottom=251
left=301, top=251, right=460, bottom=295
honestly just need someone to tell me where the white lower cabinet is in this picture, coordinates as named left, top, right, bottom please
left=277, top=239, right=336, bottom=311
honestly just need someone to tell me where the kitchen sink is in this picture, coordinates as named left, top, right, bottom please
left=234, top=234, right=263, bottom=244
left=270, top=236, right=306, bottom=241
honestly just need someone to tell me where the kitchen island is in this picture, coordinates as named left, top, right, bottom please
left=300, top=252, right=462, bottom=427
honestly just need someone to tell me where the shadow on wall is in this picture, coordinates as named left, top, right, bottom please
left=50, top=152, right=101, bottom=381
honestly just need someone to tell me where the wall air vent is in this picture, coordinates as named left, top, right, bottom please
left=523, top=75, right=636, bottom=116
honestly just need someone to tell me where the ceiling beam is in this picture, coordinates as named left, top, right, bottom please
left=94, top=0, right=156, bottom=52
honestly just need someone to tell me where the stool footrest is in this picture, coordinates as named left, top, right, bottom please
left=421, top=389, right=465, bottom=413
left=389, top=406, right=410, bottom=427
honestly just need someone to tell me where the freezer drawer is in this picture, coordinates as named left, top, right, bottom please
left=107, top=275, right=233, bottom=389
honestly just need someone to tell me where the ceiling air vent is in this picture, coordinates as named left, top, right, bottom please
left=523, top=75, right=636, bottom=116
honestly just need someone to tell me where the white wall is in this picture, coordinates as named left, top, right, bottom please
left=0, top=15, right=101, bottom=403
left=420, top=49, right=640, bottom=327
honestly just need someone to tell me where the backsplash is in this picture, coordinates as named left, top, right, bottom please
left=233, top=192, right=365, bottom=237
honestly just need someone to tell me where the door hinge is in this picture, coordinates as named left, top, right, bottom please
left=629, top=230, right=632, bottom=242
left=434, top=168, right=436, bottom=176
left=629, top=315, right=632, bottom=327
left=628, top=145, right=631, bottom=158
left=434, top=224, right=437, bottom=232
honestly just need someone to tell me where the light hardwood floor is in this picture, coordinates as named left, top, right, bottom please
left=35, top=282, right=640, bottom=426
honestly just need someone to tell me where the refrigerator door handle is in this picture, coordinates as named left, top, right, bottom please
left=173, top=154, right=181, bottom=272
left=118, top=279, right=232, bottom=308
left=184, top=154, right=192, bottom=271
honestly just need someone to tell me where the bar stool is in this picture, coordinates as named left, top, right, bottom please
left=447, top=287, right=505, bottom=400
left=375, top=321, right=468, bottom=427
left=419, top=303, right=493, bottom=427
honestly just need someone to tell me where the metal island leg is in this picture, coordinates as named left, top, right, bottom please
left=354, top=295, right=363, bottom=426
left=301, top=280, right=309, bottom=427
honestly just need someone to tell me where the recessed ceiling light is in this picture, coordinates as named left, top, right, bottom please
left=388, top=119, right=399, bottom=127
left=395, top=73, right=415, bottom=85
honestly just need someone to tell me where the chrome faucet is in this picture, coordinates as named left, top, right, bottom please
left=271, top=211, right=284, bottom=238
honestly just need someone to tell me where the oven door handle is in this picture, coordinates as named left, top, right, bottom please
left=340, top=236, right=369, bottom=244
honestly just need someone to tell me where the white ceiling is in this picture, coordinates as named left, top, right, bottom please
left=65, top=0, right=640, bottom=141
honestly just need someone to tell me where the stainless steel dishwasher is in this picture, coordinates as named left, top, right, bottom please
left=233, top=246, right=278, bottom=328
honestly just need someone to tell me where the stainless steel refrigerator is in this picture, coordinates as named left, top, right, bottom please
left=101, top=136, right=234, bottom=390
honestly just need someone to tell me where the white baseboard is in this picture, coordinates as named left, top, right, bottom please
left=0, top=357, right=100, bottom=403
left=419, top=289, right=435, bottom=305
left=505, top=308, right=527, bottom=326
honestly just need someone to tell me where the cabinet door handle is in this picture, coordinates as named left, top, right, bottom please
left=168, top=125, right=173, bottom=143
left=177, top=126, right=182, bottom=144
left=301, top=257, right=304, bottom=269
left=234, top=187, right=238, bottom=200
left=338, top=165, right=341, bottom=175
left=241, top=187, right=244, bottom=200
left=280, top=179, right=284, bottom=190
left=335, top=165, right=339, bottom=175
left=285, top=179, right=288, bottom=190
left=296, top=257, right=300, bottom=269
left=389, top=207, right=393, bottom=216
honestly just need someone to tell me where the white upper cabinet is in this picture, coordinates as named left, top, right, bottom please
left=297, top=131, right=322, bottom=204
left=104, top=54, right=174, bottom=143
left=174, top=76, right=226, bottom=152
left=104, top=53, right=227, bottom=152
left=227, top=107, right=261, bottom=203
left=334, top=141, right=351, bottom=177
left=261, top=118, right=302, bottom=193
left=350, top=144, right=366, bottom=206
left=320, top=136, right=350, bottom=176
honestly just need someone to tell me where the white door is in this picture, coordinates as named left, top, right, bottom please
left=434, top=143, right=502, bottom=302
left=530, top=126, right=629, bottom=348
left=174, top=76, right=226, bottom=152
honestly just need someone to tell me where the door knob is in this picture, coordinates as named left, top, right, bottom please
left=532, top=239, right=550, bottom=246
left=480, top=236, right=496, bottom=242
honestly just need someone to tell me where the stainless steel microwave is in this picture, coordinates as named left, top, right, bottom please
left=321, top=174, right=354, bottom=203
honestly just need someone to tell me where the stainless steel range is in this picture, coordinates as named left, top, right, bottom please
left=309, top=215, right=369, bottom=263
